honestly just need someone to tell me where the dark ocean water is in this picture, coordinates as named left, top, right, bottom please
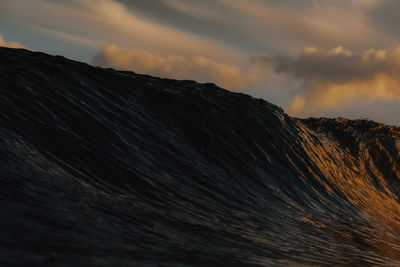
left=1, top=47, right=400, bottom=266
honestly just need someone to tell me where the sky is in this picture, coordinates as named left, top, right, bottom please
left=1, top=0, right=400, bottom=125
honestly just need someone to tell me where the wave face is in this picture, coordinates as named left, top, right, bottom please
left=1, top=47, right=400, bottom=266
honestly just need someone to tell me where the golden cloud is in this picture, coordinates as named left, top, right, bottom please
left=253, top=45, right=400, bottom=116
left=0, top=34, right=28, bottom=49
left=93, top=45, right=261, bottom=90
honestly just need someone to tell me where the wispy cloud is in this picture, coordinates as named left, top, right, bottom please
left=161, top=0, right=222, bottom=20
left=4, top=0, right=242, bottom=61
left=220, top=0, right=387, bottom=51
left=32, top=26, right=105, bottom=48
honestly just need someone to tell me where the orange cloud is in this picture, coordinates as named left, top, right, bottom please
left=93, top=45, right=261, bottom=90
left=254, top=45, right=400, bottom=116
left=0, top=34, right=28, bottom=49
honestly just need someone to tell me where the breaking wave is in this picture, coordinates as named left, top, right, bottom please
left=1, top=47, right=400, bottom=266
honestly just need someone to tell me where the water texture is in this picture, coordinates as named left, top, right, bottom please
left=1, top=47, right=400, bottom=266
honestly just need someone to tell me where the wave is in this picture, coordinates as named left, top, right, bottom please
left=1, top=47, right=400, bottom=266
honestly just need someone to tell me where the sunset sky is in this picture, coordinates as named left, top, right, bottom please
left=1, top=0, right=400, bottom=124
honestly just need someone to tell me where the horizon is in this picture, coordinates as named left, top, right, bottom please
left=2, top=0, right=400, bottom=124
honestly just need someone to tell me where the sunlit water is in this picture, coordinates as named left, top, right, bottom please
left=1, top=47, right=400, bottom=266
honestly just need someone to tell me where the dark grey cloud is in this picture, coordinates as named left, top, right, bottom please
left=252, top=48, right=384, bottom=83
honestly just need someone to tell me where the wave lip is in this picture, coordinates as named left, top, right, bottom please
left=1, top=46, right=400, bottom=266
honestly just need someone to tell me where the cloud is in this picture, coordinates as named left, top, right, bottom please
left=253, top=45, right=400, bottom=116
left=31, top=26, right=105, bottom=48
left=0, top=34, right=28, bottom=49
left=92, top=45, right=261, bottom=90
